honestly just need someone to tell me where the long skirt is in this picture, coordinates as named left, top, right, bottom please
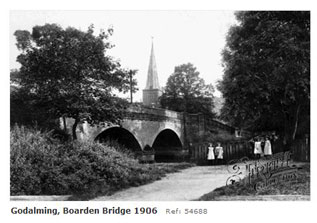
left=254, top=142, right=262, bottom=154
left=207, top=147, right=215, bottom=160
left=264, top=141, right=272, bottom=155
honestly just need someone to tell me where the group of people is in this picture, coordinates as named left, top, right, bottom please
left=207, top=142, right=224, bottom=165
left=251, top=136, right=272, bottom=159
left=205, top=135, right=273, bottom=165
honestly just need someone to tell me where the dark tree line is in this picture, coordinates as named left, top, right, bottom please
left=218, top=11, right=310, bottom=146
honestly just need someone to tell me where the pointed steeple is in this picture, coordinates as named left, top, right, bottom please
left=145, top=39, right=160, bottom=89
left=143, top=38, right=162, bottom=107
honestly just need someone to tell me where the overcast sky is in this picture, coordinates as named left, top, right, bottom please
left=10, top=10, right=237, bottom=101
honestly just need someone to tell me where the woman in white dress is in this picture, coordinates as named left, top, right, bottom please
left=254, top=137, right=263, bottom=159
left=207, top=143, right=215, bottom=165
left=264, top=137, right=272, bottom=157
left=215, top=143, right=224, bottom=165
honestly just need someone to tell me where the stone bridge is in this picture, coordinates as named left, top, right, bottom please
left=69, top=106, right=237, bottom=161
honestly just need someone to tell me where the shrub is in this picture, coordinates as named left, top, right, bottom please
left=10, top=125, right=193, bottom=198
left=10, top=125, right=68, bottom=195
left=98, top=139, right=136, bottom=159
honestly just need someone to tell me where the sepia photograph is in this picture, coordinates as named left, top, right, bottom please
left=9, top=10, right=310, bottom=203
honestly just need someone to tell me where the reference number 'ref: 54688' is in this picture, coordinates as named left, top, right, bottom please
left=185, top=209, right=208, bottom=214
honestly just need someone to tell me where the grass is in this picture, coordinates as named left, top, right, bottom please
left=197, top=163, right=310, bottom=201
left=69, top=162, right=194, bottom=200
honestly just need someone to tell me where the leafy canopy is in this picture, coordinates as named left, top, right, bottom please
left=219, top=11, right=310, bottom=142
left=160, top=63, right=215, bottom=116
left=12, top=24, right=137, bottom=139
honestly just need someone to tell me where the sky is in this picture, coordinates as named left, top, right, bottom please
left=10, top=10, right=237, bottom=101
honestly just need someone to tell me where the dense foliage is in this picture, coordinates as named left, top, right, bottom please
left=160, top=63, right=215, bottom=116
left=11, top=24, right=137, bottom=139
left=218, top=11, right=310, bottom=145
left=10, top=125, right=192, bottom=199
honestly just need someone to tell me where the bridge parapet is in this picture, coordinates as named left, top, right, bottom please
left=125, top=105, right=183, bottom=122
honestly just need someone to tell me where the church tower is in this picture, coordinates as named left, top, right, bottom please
left=143, top=40, right=162, bottom=107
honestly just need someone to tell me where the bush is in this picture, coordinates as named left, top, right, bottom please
left=10, top=125, right=193, bottom=199
left=10, top=125, right=140, bottom=196
left=98, top=139, right=136, bottom=159
left=10, top=125, right=64, bottom=195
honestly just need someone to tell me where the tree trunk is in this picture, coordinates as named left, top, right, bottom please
left=283, top=103, right=301, bottom=151
left=63, top=116, right=67, bottom=131
left=72, top=118, right=79, bottom=140
left=283, top=112, right=288, bottom=144
left=292, top=104, right=301, bottom=140
left=283, top=111, right=291, bottom=151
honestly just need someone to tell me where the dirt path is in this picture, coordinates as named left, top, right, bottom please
left=10, top=161, right=307, bottom=201
left=92, top=165, right=231, bottom=201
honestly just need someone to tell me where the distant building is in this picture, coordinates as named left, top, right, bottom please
left=142, top=40, right=162, bottom=107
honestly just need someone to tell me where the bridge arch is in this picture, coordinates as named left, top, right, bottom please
left=152, top=129, right=183, bottom=162
left=95, top=127, right=142, bottom=151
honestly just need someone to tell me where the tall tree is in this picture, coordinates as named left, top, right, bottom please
left=219, top=11, right=310, bottom=146
left=12, top=24, right=137, bottom=139
left=160, top=63, right=215, bottom=116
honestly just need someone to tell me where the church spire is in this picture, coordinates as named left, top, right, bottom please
left=143, top=38, right=162, bottom=107
left=145, top=39, right=160, bottom=89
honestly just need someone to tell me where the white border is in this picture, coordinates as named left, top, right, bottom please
left=1, top=1, right=316, bottom=223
